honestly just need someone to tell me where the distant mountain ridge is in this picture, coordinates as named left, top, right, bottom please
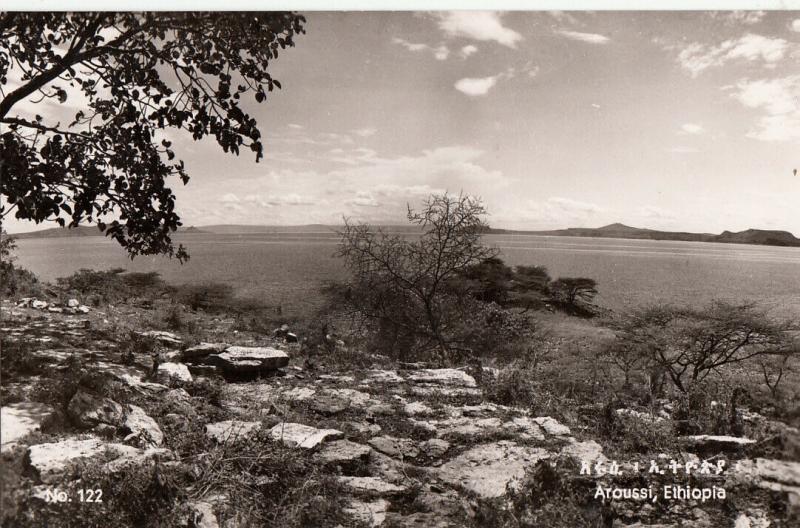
left=9, top=223, right=800, bottom=247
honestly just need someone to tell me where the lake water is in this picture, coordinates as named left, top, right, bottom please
left=11, top=232, right=800, bottom=318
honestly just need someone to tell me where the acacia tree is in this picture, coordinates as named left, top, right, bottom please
left=617, top=301, right=792, bottom=393
left=337, top=193, right=498, bottom=359
left=0, top=12, right=305, bottom=260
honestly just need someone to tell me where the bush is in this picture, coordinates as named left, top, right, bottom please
left=56, top=268, right=166, bottom=304
left=173, top=281, right=234, bottom=311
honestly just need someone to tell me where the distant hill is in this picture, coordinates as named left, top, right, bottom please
left=489, top=223, right=800, bottom=247
left=9, top=222, right=799, bottom=248
left=11, top=225, right=207, bottom=239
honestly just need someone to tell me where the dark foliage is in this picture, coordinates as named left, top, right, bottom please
left=1, top=13, right=305, bottom=260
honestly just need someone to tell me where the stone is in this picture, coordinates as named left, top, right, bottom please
left=729, top=458, right=800, bottom=496
left=344, top=499, right=389, bottom=527
left=205, top=421, right=262, bottom=443
left=310, top=391, right=352, bottom=415
left=183, top=342, right=228, bottom=362
left=503, top=416, right=545, bottom=441
left=328, top=388, right=372, bottom=408
left=187, top=501, right=219, bottom=528
left=67, top=391, right=125, bottom=429
left=67, top=299, right=80, bottom=308
left=561, top=440, right=607, bottom=466
left=25, top=437, right=169, bottom=483
left=342, top=421, right=382, bottom=437
left=157, top=362, right=193, bottom=383
left=434, top=417, right=503, bottom=438
left=364, top=370, right=404, bottom=384
left=208, top=346, right=289, bottom=374
left=532, top=416, right=571, bottom=436
left=733, top=509, right=771, bottom=528
left=384, top=512, right=459, bottom=527
left=681, top=435, right=755, bottom=452
left=77, top=306, right=91, bottom=314
left=313, top=440, right=372, bottom=470
left=404, top=401, right=435, bottom=416
left=1, top=402, right=56, bottom=452
left=368, top=436, right=419, bottom=459
left=282, top=386, right=317, bottom=401
left=338, top=476, right=407, bottom=496
left=122, top=404, right=164, bottom=447
left=141, top=330, right=182, bottom=345
left=419, top=438, right=450, bottom=458
left=268, top=422, right=343, bottom=449
left=407, top=369, right=476, bottom=387
left=32, top=300, right=48, bottom=310
left=48, top=307, right=64, bottom=313
left=436, top=441, right=551, bottom=499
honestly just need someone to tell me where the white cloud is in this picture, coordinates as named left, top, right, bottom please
left=508, top=196, right=606, bottom=227
left=434, top=12, right=522, bottom=48
left=556, top=30, right=610, bottom=45
left=731, top=75, right=800, bottom=142
left=715, top=11, right=766, bottom=25
left=792, top=19, right=800, bottom=32
left=454, top=76, right=499, bottom=97
left=287, top=123, right=304, bottom=130
left=676, top=34, right=791, bottom=77
left=220, top=193, right=240, bottom=204
left=346, top=191, right=380, bottom=207
left=352, top=127, right=377, bottom=137
left=392, top=37, right=450, bottom=60
left=460, top=44, right=478, bottom=58
left=680, top=123, right=704, bottom=135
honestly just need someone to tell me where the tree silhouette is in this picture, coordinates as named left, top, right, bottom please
left=1, top=13, right=305, bottom=260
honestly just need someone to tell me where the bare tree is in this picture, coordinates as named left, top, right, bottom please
left=337, top=192, right=497, bottom=360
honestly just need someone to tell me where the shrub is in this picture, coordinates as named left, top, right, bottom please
left=173, top=281, right=235, bottom=312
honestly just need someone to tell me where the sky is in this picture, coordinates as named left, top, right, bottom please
left=5, top=11, right=800, bottom=234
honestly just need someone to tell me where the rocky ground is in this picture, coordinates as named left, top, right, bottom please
left=1, top=299, right=799, bottom=527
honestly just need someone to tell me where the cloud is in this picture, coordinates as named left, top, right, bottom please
left=556, top=30, right=610, bottom=45
left=346, top=191, right=380, bottom=207
left=680, top=123, right=704, bottom=135
left=793, top=19, right=800, bottom=32
left=731, top=75, right=800, bottom=142
left=352, top=127, right=377, bottom=137
left=392, top=37, right=450, bottom=60
left=460, top=44, right=478, bottom=58
left=675, top=34, right=791, bottom=77
left=454, top=76, right=499, bottom=97
left=433, top=12, right=522, bottom=48
left=287, top=123, right=304, bottom=130
left=508, top=196, right=606, bottom=227
left=713, top=11, right=766, bottom=25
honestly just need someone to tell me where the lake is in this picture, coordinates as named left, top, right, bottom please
left=11, top=232, right=800, bottom=318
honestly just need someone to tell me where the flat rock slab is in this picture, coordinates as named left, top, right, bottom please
left=141, top=330, right=182, bottom=345
left=205, top=421, right=262, bottom=443
left=682, top=435, right=755, bottom=452
left=338, top=476, right=407, bottom=496
left=436, top=441, right=551, bottom=499
left=369, top=436, right=420, bottom=459
left=310, top=392, right=352, bottom=416
left=363, top=370, right=404, bottom=384
left=209, top=346, right=289, bottom=374
left=157, top=362, right=193, bottom=383
left=345, top=499, right=389, bottom=527
left=25, top=437, right=169, bottom=483
left=561, top=440, right=607, bottom=466
left=268, top=422, right=343, bottom=449
left=730, top=458, right=800, bottom=495
left=314, top=440, right=372, bottom=469
left=1, top=402, right=56, bottom=452
left=183, top=342, right=228, bottom=362
left=532, top=416, right=571, bottom=436
left=407, top=369, right=477, bottom=388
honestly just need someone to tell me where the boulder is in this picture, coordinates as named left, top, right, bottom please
left=404, top=401, right=435, bottom=416
left=67, top=391, right=125, bottom=429
left=25, top=437, right=170, bottom=483
left=1, top=402, right=56, bottom=453
left=532, top=416, right=571, bottom=436
left=141, top=330, right=182, bottom=345
left=122, top=404, right=164, bottom=447
left=407, top=369, right=477, bottom=387
left=182, top=342, right=228, bottom=362
left=314, top=440, right=372, bottom=471
left=268, top=422, right=343, bottom=449
left=310, top=391, right=352, bottom=416
left=77, top=305, right=91, bottom=314
left=560, top=440, right=607, bottom=466
left=67, top=299, right=80, bottom=308
left=157, top=362, right=193, bottom=383
left=208, top=346, right=288, bottom=375
left=338, top=476, right=407, bottom=496
left=344, top=499, right=389, bottom=528
left=205, top=421, right=262, bottom=443
left=420, top=438, right=451, bottom=458
left=368, top=436, right=419, bottom=459
left=681, top=435, right=755, bottom=453
left=729, top=458, right=800, bottom=497
left=436, top=441, right=551, bottom=499
left=31, top=300, right=48, bottom=310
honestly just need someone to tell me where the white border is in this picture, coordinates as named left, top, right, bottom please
left=4, top=1, right=800, bottom=12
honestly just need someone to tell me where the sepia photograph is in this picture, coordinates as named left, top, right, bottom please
left=1, top=5, right=799, bottom=527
